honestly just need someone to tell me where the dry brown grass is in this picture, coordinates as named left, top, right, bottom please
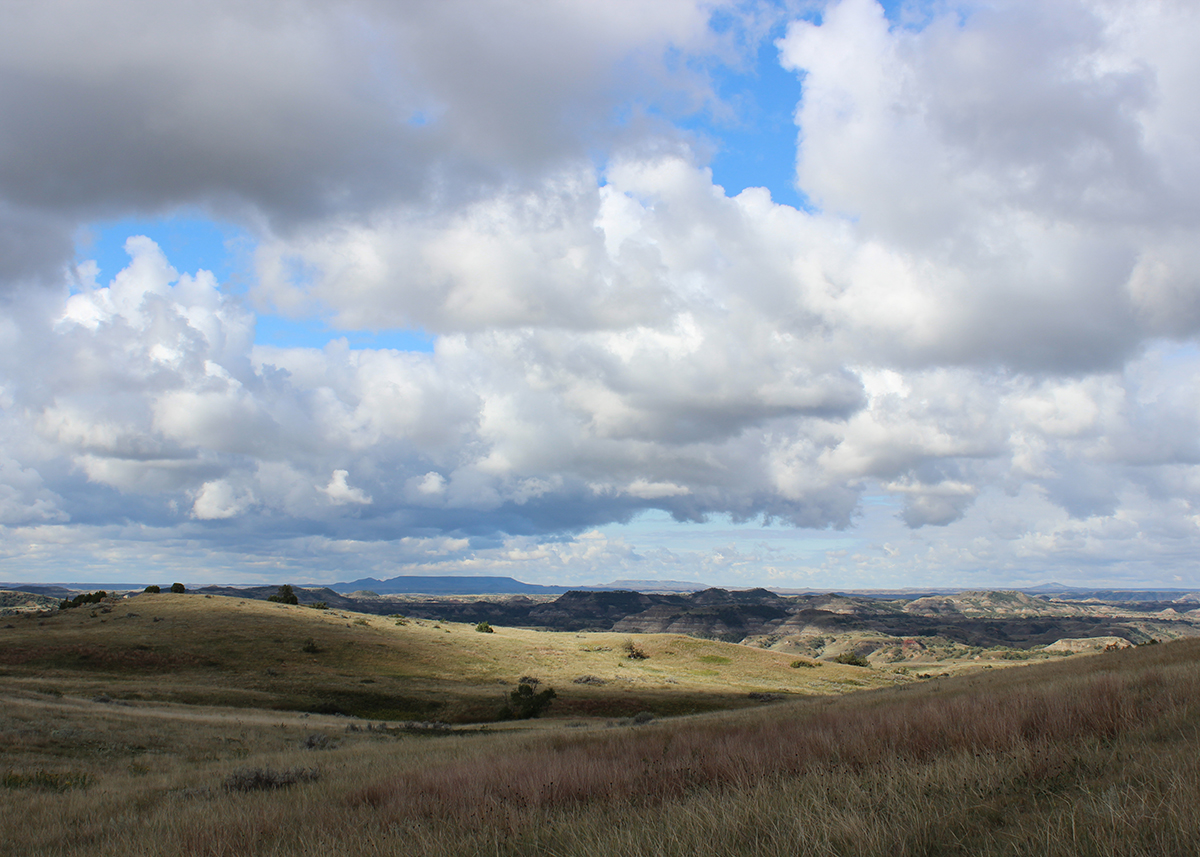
left=0, top=592, right=907, bottom=722
left=352, top=645, right=1188, bottom=824
left=5, top=597, right=1200, bottom=857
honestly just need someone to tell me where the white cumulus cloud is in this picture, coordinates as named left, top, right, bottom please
left=0, top=0, right=1199, bottom=587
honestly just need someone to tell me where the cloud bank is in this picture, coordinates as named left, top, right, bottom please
left=1, top=0, right=1200, bottom=586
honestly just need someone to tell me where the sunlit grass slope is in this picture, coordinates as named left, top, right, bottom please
left=3, top=634, right=1198, bottom=856
left=0, top=593, right=902, bottom=721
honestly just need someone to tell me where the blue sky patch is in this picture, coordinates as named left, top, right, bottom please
left=254, top=314, right=436, bottom=352
left=75, top=214, right=251, bottom=288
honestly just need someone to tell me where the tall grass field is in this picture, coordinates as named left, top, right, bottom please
left=2, top=592, right=1198, bottom=855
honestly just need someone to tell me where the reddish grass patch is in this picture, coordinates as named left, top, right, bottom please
left=352, top=666, right=1186, bottom=824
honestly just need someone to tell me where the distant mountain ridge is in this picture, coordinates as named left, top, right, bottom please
left=3, top=576, right=1199, bottom=605
left=329, top=575, right=571, bottom=595
left=328, top=575, right=714, bottom=595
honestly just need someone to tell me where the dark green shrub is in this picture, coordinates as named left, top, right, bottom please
left=301, top=638, right=320, bottom=654
left=268, top=584, right=299, bottom=605
left=790, top=659, right=819, bottom=668
left=169, top=583, right=186, bottom=593
left=59, top=591, right=108, bottom=610
left=307, top=601, right=328, bottom=610
left=501, top=682, right=556, bottom=719
left=143, top=585, right=160, bottom=594
left=475, top=621, right=494, bottom=633
left=834, top=650, right=871, bottom=667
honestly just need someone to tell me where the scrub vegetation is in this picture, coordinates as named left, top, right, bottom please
left=2, top=592, right=1198, bottom=855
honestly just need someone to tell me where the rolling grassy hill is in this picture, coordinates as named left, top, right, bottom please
left=2, top=609, right=1198, bottom=856
left=0, top=592, right=905, bottom=722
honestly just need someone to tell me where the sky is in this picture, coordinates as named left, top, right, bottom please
left=2, top=0, right=1200, bottom=590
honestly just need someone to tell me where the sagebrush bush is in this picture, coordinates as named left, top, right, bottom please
left=223, top=766, right=320, bottom=792
left=2, top=770, right=90, bottom=792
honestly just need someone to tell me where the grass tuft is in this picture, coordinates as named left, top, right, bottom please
left=2, top=770, right=90, bottom=792
left=223, top=766, right=320, bottom=792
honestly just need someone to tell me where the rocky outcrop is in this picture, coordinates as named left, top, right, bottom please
left=903, top=591, right=1082, bottom=618
left=611, top=589, right=792, bottom=640
left=526, top=590, right=666, bottom=630
left=1044, top=636, right=1132, bottom=653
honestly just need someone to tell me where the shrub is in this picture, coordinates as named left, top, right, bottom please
left=59, top=591, right=108, bottom=610
left=501, top=681, right=556, bottom=720
left=223, top=766, right=320, bottom=792
left=790, top=659, right=819, bottom=668
left=834, top=650, right=871, bottom=667
left=169, top=583, right=186, bottom=593
left=623, top=638, right=648, bottom=660
left=2, top=770, right=90, bottom=792
left=307, top=601, right=328, bottom=610
left=268, top=584, right=299, bottom=605
left=143, top=585, right=160, bottom=594
left=475, top=621, right=494, bottom=633
left=301, top=638, right=321, bottom=654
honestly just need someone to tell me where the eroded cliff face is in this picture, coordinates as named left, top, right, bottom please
left=186, top=585, right=1200, bottom=651
left=612, top=602, right=790, bottom=641
left=526, top=590, right=666, bottom=630
left=902, top=591, right=1085, bottom=618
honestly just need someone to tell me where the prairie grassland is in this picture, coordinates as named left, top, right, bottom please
left=2, top=618, right=1199, bottom=857
left=0, top=593, right=904, bottom=720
